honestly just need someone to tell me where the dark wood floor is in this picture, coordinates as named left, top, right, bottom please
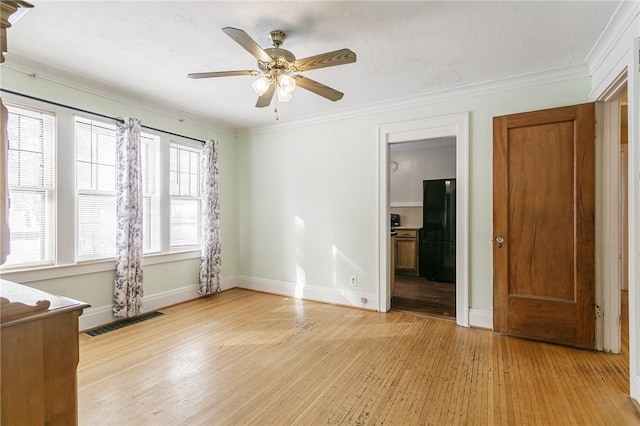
left=392, top=274, right=456, bottom=318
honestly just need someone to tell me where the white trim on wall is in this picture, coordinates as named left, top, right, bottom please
left=627, top=36, right=640, bottom=404
left=1, top=250, right=200, bottom=283
left=236, top=275, right=378, bottom=311
left=390, top=201, right=422, bottom=208
left=4, top=55, right=236, bottom=136
left=591, top=34, right=640, bottom=404
left=79, top=275, right=237, bottom=331
left=4, top=53, right=589, bottom=138
left=241, top=65, right=587, bottom=136
left=587, top=1, right=640, bottom=94
left=597, top=96, right=623, bottom=354
left=469, top=309, right=493, bottom=330
left=378, top=112, right=470, bottom=328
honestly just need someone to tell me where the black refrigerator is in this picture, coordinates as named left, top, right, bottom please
left=420, top=179, right=456, bottom=283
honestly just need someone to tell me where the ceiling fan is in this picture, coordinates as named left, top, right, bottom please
left=188, top=27, right=357, bottom=108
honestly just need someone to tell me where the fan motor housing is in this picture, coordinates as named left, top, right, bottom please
left=259, top=48, right=296, bottom=72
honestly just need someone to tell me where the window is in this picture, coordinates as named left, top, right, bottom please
left=1, top=99, right=208, bottom=275
left=75, top=118, right=158, bottom=260
left=169, top=143, right=201, bottom=247
left=5, top=105, right=56, bottom=268
left=75, top=118, right=116, bottom=260
left=141, top=134, right=159, bottom=253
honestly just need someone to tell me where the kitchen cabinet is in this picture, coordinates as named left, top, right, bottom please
left=393, top=227, right=420, bottom=276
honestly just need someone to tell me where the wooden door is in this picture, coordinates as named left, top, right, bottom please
left=493, top=103, right=595, bottom=348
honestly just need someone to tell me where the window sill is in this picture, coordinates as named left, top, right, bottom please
left=0, top=250, right=200, bottom=283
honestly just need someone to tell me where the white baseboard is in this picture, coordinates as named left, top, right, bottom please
left=236, top=275, right=378, bottom=311
left=79, top=305, right=114, bottom=332
left=79, top=275, right=237, bottom=331
left=79, top=276, right=487, bottom=331
left=219, top=275, right=237, bottom=291
left=469, top=308, right=493, bottom=330
left=632, top=374, right=640, bottom=405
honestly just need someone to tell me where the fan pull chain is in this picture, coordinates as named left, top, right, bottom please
left=274, top=96, right=279, bottom=121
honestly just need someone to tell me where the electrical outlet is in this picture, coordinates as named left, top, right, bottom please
left=360, top=296, right=367, bottom=304
left=350, top=276, right=357, bottom=286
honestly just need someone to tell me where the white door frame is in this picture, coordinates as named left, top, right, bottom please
left=593, top=37, right=640, bottom=403
left=620, top=143, right=628, bottom=293
left=596, top=79, right=625, bottom=353
left=628, top=36, right=639, bottom=405
left=377, top=112, right=469, bottom=327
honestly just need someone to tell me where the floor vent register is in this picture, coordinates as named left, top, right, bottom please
left=84, top=311, right=165, bottom=337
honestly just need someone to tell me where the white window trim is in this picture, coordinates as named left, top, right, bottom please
left=0, top=93, right=206, bottom=281
left=0, top=249, right=200, bottom=283
left=3, top=102, right=57, bottom=269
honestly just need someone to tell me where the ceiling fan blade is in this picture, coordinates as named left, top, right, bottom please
left=188, top=70, right=260, bottom=79
left=293, top=48, right=356, bottom=72
left=292, top=75, right=344, bottom=101
left=255, top=83, right=275, bottom=108
left=222, top=27, right=273, bottom=64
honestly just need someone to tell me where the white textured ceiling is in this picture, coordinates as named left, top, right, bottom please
left=4, top=1, right=621, bottom=131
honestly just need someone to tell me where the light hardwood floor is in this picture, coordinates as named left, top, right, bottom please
left=78, top=289, right=639, bottom=425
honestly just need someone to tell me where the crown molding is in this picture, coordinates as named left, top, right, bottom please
left=3, top=54, right=591, bottom=139
left=236, top=63, right=590, bottom=137
left=586, top=0, right=640, bottom=76
left=2, top=54, right=236, bottom=136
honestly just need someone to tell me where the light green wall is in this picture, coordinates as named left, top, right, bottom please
left=0, top=68, right=230, bottom=142
left=143, top=258, right=201, bottom=295
left=0, top=67, right=237, bottom=308
left=236, top=77, right=593, bottom=312
left=0, top=67, right=597, bottom=314
left=26, top=271, right=115, bottom=308
left=22, top=259, right=200, bottom=310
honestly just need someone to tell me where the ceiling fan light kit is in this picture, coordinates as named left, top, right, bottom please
left=277, top=73, right=296, bottom=93
left=251, top=76, right=271, bottom=96
left=188, top=27, right=356, bottom=117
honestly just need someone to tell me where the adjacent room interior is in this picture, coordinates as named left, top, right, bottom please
left=389, top=138, right=457, bottom=319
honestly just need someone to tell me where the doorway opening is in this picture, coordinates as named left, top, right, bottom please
left=389, top=139, right=457, bottom=319
left=377, top=112, right=469, bottom=327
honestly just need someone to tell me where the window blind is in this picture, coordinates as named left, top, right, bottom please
left=169, top=143, right=201, bottom=247
left=75, top=118, right=158, bottom=260
left=5, top=105, right=56, bottom=267
left=141, top=134, right=158, bottom=253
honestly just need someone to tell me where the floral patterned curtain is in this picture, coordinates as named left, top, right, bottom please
left=199, top=138, right=221, bottom=295
left=113, top=118, right=144, bottom=317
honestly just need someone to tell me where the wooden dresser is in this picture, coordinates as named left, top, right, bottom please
left=0, top=279, right=89, bottom=426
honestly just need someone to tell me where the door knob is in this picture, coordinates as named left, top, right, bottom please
left=496, top=236, right=504, bottom=248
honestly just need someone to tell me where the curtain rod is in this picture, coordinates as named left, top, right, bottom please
left=0, top=88, right=206, bottom=144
